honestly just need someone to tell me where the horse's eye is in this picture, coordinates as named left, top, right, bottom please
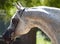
left=12, top=18, right=19, bottom=26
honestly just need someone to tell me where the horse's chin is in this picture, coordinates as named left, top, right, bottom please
left=2, top=34, right=11, bottom=42
left=2, top=37, right=11, bottom=44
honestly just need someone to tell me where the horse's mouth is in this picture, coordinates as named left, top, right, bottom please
left=2, top=31, right=11, bottom=41
left=2, top=29, right=15, bottom=44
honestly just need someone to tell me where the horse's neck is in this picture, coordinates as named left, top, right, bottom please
left=22, top=7, right=60, bottom=44
left=24, top=6, right=60, bottom=22
left=23, top=6, right=60, bottom=32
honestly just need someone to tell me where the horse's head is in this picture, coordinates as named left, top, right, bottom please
left=2, top=2, right=25, bottom=43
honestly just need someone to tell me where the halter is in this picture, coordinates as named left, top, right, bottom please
left=18, top=8, right=25, bottom=17
left=9, top=8, right=25, bottom=44
left=13, top=8, right=25, bottom=36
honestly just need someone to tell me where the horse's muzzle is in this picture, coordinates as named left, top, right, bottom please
left=2, top=29, right=14, bottom=43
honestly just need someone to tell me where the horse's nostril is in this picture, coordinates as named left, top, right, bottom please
left=2, top=29, right=14, bottom=42
left=2, top=30, right=11, bottom=41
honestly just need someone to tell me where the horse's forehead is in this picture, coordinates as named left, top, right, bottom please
left=12, top=13, right=19, bottom=20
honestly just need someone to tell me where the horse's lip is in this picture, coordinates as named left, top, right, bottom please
left=2, top=29, right=13, bottom=41
left=0, top=35, right=4, bottom=41
left=2, top=34, right=11, bottom=41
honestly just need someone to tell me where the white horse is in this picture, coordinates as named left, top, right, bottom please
left=3, top=2, right=60, bottom=44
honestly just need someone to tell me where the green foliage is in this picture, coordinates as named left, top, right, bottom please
left=0, top=0, right=17, bottom=9
left=0, top=0, right=17, bottom=22
left=19, top=0, right=60, bottom=7
left=36, top=31, right=51, bottom=44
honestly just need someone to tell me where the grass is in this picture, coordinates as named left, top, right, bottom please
left=36, top=31, right=51, bottom=44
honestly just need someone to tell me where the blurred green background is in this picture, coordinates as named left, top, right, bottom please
left=0, top=0, right=60, bottom=44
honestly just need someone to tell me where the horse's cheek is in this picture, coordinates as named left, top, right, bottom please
left=15, top=22, right=25, bottom=35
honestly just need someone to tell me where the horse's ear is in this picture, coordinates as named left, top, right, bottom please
left=14, top=2, right=24, bottom=10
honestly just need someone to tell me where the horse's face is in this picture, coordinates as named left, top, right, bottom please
left=2, top=10, right=24, bottom=43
